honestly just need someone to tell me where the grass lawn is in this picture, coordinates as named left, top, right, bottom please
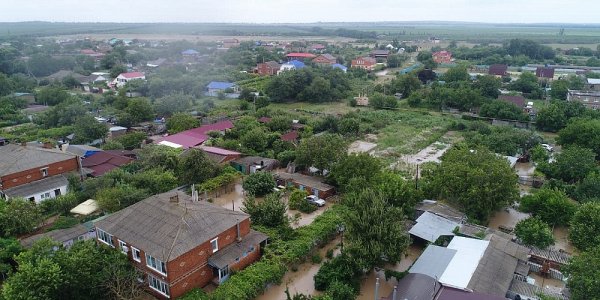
left=375, top=110, right=454, bottom=156
left=269, top=101, right=354, bottom=115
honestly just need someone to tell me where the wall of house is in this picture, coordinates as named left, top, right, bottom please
left=0, top=157, right=79, bottom=190
left=229, top=243, right=261, bottom=271
left=28, top=184, right=68, bottom=203
left=97, top=218, right=253, bottom=299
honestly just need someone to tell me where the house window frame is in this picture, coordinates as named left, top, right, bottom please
left=211, top=237, right=219, bottom=253
left=145, top=253, right=167, bottom=275
left=132, top=247, right=141, bottom=262
left=148, top=274, right=170, bottom=298
left=97, top=229, right=114, bottom=247
left=40, top=167, right=49, bottom=177
left=118, top=240, right=127, bottom=254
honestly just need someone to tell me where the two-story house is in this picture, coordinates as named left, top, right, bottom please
left=432, top=50, right=453, bottom=64
left=113, top=72, right=146, bottom=88
left=256, top=61, right=281, bottom=76
left=351, top=56, right=377, bottom=71
left=94, top=191, right=268, bottom=299
left=312, top=54, right=337, bottom=66
left=0, top=144, right=80, bottom=203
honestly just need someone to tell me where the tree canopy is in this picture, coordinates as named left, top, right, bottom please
left=242, top=172, right=276, bottom=197
left=570, top=202, right=600, bottom=252
left=514, top=217, right=554, bottom=249
left=295, top=133, right=347, bottom=173
left=562, top=246, right=600, bottom=300
left=519, top=188, right=577, bottom=227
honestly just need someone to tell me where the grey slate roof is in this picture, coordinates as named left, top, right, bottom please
left=409, top=245, right=457, bottom=279
left=467, top=241, right=518, bottom=297
left=381, top=273, right=441, bottom=300
left=274, top=172, right=334, bottom=191
left=95, top=191, right=249, bottom=262
left=20, top=224, right=89, bottom=248
left=0, top=144, right=77, bottom=177
left=208, top=230, right=268, bottom=269
left=508, top=279, right=568, bottom=300
left=415, top=200, right=466, bottom=223
left=409, top=211, right=458, bottom=242
left=232, top=156, right=278, bottom=168
left=3, top=175, right=68, bottom=197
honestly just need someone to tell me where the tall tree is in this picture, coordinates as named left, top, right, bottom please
left=514, top=217, right=555, bottom=249
left=474, top=75, right=502, bottom=98
left=562, top=246, right=600, bottom=300
left=242, top=172, right=276, bottom=197
left=72, top=115, right=108, bottom=144
left=424, top=145, right=519, bottom=223
left=557, top=118, right=600, bottom=158
left=295, top=133, right=347, bottom=173
left=0, top=198, right=43, bottom=237
left=177, top=149, right=220, bottom=185
left=242, top=193, right=288, bottom=228
left=343, top=189, right=409, bottom=269
left=329, top=153, right=382, bottom=191
left=537, top=146, right=597, bottom=183
left=166, top=113, right=200, bottom=134
left=570, top=202, right=600, bottom=251
left=519, top=188, right=577, bottom=226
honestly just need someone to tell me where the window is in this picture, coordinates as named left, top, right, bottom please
left=148, top=274, right=170, bottom=297
left=132, top=247, right=141, bottom=262
left=146, top=254, right=167, bottom=275
left=211, top=238, right=219, bottom=253
left=118, top=240, right=128, bottom=254
left=97, top=229, right=114, bottom=247
left=40, top=192, right=51, bottom=200
left=41, top=168, right=48, bottom=177
left=250, top=246, right=255, bottom=252
left=242, top=251, right=247, bottom=258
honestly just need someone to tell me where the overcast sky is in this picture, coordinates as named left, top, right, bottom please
left=1, top=0, right=599, bottom=24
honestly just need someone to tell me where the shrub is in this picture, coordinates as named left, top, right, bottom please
left=314, top=254, right=361, bottom=293
left=242, top=172, right=276, bottom=196
left=326, top=249, right=334, bottom=259
left=311, top=254, right=322, bottom=264
left=48, top=216, right=80, bottom=231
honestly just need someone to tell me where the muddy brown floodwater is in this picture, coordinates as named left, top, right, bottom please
left=487, top=207, right=530, bottom=231
left=256, top=237, right=342, bottom=300
left=552, top=226, right=576, bottom=254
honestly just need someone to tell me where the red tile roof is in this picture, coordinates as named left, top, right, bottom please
left=156, top=120, right=234, bottom=149
left=498, top=95, right=526, bottom=108
left=82, top=152, right=133, bottom=177
left=258, top=117, right=272, bottom=123
left=198, top=146, right=241, bottom=156
left=119, top=72, right=145, bottom=79
left=281, top=131, right=299, bottom=142
left=286, top=52, right=316, bottom=58
left=488, top=64, right=508, bottom=76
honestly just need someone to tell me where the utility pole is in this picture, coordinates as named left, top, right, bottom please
left=415, top=164, right=419, bottom=189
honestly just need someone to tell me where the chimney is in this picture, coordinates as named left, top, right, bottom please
left=374, top=277, right=380, bottom=300
left=169, top=194, right=179, bottom=203
left=236, top=220, right=242, bottom=242
left=392, top=286, right=398, bottom=300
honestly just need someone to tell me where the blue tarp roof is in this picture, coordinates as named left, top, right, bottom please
left=181, top=49, right=199, bottom=55
left=285, top=60, right=305, bottom=69
left=207, top=81, right=236, bottom=90
left=332, top=63, right=347, bottom=71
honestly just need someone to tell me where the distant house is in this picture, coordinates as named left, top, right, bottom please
left=258, top=116, right=272, bottom=123
left=312, top=54, right=337, bottom=65
left=274, top=172, right=335, bottom=199
left=113, top=72, right=145, bottom=88
left=256, top=61, right=281, bottom=76
left=222, top=38, right=240, bottom=48
left=81, top=152, right=134, bottom=177
left=351, top=56, right=377, bottom=71
left=156, top=120, right=234, bottom=149
left=286, top=52, right=316, bottom=61
left=206, top=82, right=238, bottom=97
left=535, top=67, right=555, bottom=80
left=331, top=63, right=348, bottom=73
left=146, top=58, right=167, bottom=68
left=280, top=131, right=299, bottom=143
left=498, top=95, right=526, bottom=108
left=586, top=78, right=600, bottom=91
left=567, top=90, right=600, bottom=110
left=109, top=126, right=128, bottom=138
left=433, top=50, right=453, bottom=64
left=278, top=60, right=306, bottom=73
left=354, top=94, right=369, bottom=106
left=231, top=156, right=278, bottom=174
left=197, top=146, right=242, bottom=164
left=181, top=49, right=199, bottom=57
left=94, top=191, right=268, bottom=299
left=0, top=144, right=80, bottom=203
left=13, top=92, right=35, bottom=104
left=370, top=49, right=390, bottom=60
left=488, top=64, right=508, bottom=76
left=310, top=44, right=326, bottom=51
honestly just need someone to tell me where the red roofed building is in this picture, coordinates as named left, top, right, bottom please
left=280, top=131, right=299, bottom=143
left=113, top=72, right=146, bottom=88
left=156, top=120, right=234, bottom=149
left=197, top=146, right=241, bottom=164
left=488, top=64, right=508, bottom=77
left=312, top=54, right=337, bottom=65
left=498, top=95, right=526, bottom=108
left=258, top=117, right=272, bottom=123
left=82, top=152, right=133, bottom=177
left=535, top=67, right=555, bottom=80
left=351, top=57, right=377, bottom=71
left=256, top=61, right=281, bottom=76
left=286, top=53, right=316, bottom=61
left=433, top=51, right=453, bottom=64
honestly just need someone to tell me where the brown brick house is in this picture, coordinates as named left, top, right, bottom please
left=94, top=191, right=267, bottom=299
left=256, top=61, right=281, bottom=76
left=351, top=56, right=377, bottom=71
left=0, top=144, right=80, bottom=203
left=312, top=54, right=337, bottom=65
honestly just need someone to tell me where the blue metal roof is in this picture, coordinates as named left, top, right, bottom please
left=331, top=63, right=347, bottom=71
left=207, top=81, right=236, bottom=90
left=286, top=60, right=305, bottom=69
left=181, top=49, right=199, bottom=55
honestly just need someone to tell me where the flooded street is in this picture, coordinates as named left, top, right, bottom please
left=552, top=226, right=576, bottom=254
left=488, top=207, right=530, bottom=231
left=256, top=237, right=341, bottom=300
left=210, top=182, right=246, bottom=212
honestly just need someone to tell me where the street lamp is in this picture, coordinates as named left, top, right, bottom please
left=338, top=224, right=345, bottom=253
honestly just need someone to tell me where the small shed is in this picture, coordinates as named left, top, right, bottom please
left=70, top=199, right=100, bottom=216
left=231, top=156, right=278, bottom=175
left=409, top=211, right=459, bottom=243
left=274, top=172, right=335, bottom=199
